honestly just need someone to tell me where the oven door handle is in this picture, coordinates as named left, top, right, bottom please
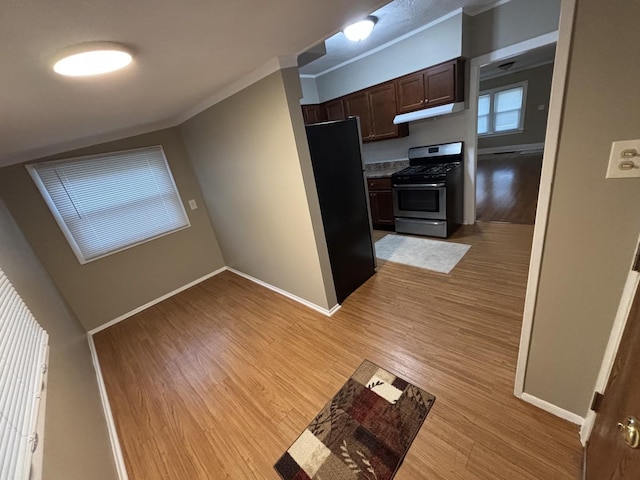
left=392, top=183, right=446, bottom=189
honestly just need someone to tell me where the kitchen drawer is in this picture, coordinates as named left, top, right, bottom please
left=367, top=177, right=392, bottom=190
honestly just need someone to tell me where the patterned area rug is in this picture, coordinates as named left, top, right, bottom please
left=375, top=234, right=471, bottom=274
left=274, top=360, right=435, bottom=480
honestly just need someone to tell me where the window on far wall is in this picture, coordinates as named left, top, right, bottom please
left=26, top=145, right=190, bottom=264
left=477, top=81, right=527, bottom=136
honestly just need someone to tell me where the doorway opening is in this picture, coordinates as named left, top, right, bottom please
left=475, top=44, right=556, bottom=225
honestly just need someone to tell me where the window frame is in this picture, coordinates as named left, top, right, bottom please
left=26, top=145, right=191, bottom=265
left=478, top=80, right=528, bottom=137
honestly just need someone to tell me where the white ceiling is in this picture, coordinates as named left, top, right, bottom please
left=1, top=0, right=507, bottom=167
left=0, top=0, right=388, bottom=166
left=480, top=43, right=556, bottom=80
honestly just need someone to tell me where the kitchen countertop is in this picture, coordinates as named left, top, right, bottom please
left=364, top=159, right=409, bottom=178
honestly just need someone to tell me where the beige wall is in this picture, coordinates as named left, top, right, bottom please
left=0, top=128, right=225, bottom=331
left=478, top=62, right=554, bottom=150
left=524, top=0, right=640, bottom=415
left=468, top=0, right=560, bottom=58
left=180, top=69, right=336, bottom=310
left=281, top=68, right=337, bottom=306
left=0, top=198, right=117, bottom=479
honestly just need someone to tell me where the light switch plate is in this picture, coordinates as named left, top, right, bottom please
left=606, top=140, right=640, bottom=179
left=188, top=199, right=198, bottom=210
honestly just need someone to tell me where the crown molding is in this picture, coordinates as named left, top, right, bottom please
left=1, top=56, right=298, bottom=166
left=175, top=55, right=297, bottom=124
left=465, top=0, right=514, bottom=17
left=301, top=8, right=464, bottom=79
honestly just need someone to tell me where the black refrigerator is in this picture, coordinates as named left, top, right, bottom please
left=305, top=117, right=376, bottom=304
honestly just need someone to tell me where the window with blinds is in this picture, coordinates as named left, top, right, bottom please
left=477, top=81, right=528, bottom=136
left=26, top=146, right=190, bottom=264
left=0, top=267, right=49, bottom=480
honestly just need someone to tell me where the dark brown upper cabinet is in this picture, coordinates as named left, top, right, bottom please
left=395, top=58, right=465, bottom=114
left=344, top=91, right=374, bottom=140
left=343, top=81, right=408, bottom=142
left=395, top=73, right=426, bottom=114
left=324, top=98, right=346, bottom=121
left=368, top=83, right=404, bottom=140
left=301, top=104, right=326, bottom=125
left=305, top=58, right=464, bottom=142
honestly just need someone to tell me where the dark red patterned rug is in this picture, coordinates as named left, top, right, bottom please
left=274, top=360, right=435, bottom=480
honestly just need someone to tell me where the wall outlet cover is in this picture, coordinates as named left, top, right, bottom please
left=606, top=140, right=640, bottom=179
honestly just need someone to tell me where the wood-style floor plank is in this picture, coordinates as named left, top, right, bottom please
left=476, top=153, right=543, bottom=224
left=94, top=222, right=583, bottom=479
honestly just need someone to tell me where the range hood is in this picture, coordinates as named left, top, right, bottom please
left=393, top=102, right=465, bottom=125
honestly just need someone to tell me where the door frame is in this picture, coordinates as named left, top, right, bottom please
left=466, top=30, right=560, bottom=225
left=483, top=0, right=577, bottom=401
left=580, top=246, right=640, bottom=444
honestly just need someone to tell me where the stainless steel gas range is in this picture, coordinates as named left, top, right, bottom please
left=391, top=142, right=464, bottom=238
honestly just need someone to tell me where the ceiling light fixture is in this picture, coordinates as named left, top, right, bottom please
left=343, top=16, right=378, bottom=42
left=53, top=42, right=132, bottom=77
left=498, top=61, right=516, bottom=71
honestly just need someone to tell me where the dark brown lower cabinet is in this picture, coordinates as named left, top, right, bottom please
left=367, top=177, right=395, bottom=229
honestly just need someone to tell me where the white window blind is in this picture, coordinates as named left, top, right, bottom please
left=0, top=267, right=48, bottom=480
left=26, top=146, right=190, bottom=264
left=477, top=81, right=527, bottom=136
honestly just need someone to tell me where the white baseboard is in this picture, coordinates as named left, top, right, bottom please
left=87, top=335, right=129, bottom=480
left=88, top=267, right=227, bottom=335
left=85, top=265, right=338, bottom=479
left=520, top=392, right=584, bottom=426
left=89, top=263, right=340, bottom=335
left=478, top=142, right=545, bottom=155
left=580, top=410, right=596, bottom=446
left=226, top=267, right=340, bottom=317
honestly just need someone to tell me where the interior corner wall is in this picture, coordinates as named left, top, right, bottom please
left=315, top=13, right=463, bottom=103
left=468, top=0, right=561, bottom=58
left=180, top=69, right=336, bottom=311
left=478, top=62, right=554, bottom=150
left=0, top=198, right=117, bottom=480
left=280, top=67, right=337, bottom=308
left=300, top=76, right=320, bottom=105
left=524, top=0, right=640, bottom=416
left=0, top=128, right=225, bottom=331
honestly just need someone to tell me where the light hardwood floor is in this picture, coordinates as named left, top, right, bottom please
left=94, top=222, right=583, bottom=479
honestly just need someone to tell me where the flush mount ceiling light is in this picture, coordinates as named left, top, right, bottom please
left=343, top=16, right=378, bottom=42
left=498, top=61, right=516, bottom=71
left=53, top=42, right=132, bottom=77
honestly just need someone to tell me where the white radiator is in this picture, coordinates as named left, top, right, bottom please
left=0, top=267, right=49, bottom=480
